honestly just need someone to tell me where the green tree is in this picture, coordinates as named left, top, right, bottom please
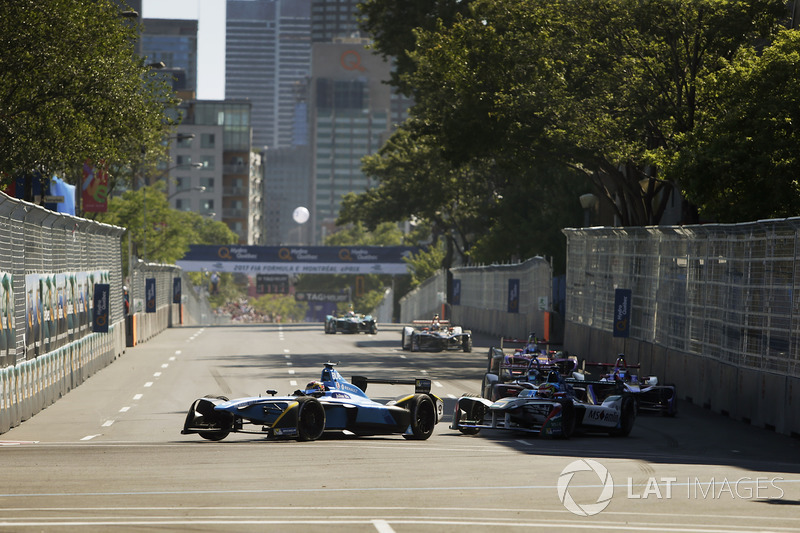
left=663, top=29, right=800, bottom=221
left=251, top=294, right=308, bottom=323
left=0, top=0, right=177, bottom=190
left=357, top=0, right=476, bottom=92
left=97, top=181, right=238, bottom=267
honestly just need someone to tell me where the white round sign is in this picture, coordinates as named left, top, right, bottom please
left=292, top=206, right=309, bottom=224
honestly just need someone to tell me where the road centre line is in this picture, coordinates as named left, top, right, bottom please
left=153, top=372, right=161, bottom=377
left=101, top=420, right=114, bottom=427
left=118, top=407, right=130, bottom=413
left=133, top=394, right=143, bottom=400
left=144, top=382, right=153, bottom=388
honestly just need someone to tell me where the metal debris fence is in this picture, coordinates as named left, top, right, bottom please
left=563, top=220, right=800, bottom=379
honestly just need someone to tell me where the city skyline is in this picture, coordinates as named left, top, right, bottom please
left=142, top=0, right=225, bottom=100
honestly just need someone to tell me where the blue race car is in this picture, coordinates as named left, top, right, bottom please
left=181, top=363, right=443, bottom=442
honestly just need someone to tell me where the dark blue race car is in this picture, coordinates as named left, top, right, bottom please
left=182, top=363, right=443, bottom=442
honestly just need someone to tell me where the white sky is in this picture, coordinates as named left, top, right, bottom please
left=142, top=0, right=226, bottom=100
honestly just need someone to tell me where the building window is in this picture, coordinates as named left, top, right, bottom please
left=201, top=133, right=215, bottom=148
left=200, top=155, right=215, bottom=169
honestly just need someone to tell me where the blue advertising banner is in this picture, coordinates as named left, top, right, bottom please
left=173, top=277, right=181, bottom=304
left=176, top=245, right=417, bottom=275
left=93, top=283, right=109, bottom=333
left=452, top=279, right=461, bottom=306
left=613, top=288, right=632, bottom=337
left=507, top=279, right=520, bottom=313
left=146, top=278, right=156, bottom=313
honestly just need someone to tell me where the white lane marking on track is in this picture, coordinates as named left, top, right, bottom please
left=284, top=354, right=291, bottom=358
left=174, top=351, right=181, bottom=356
left=516, top=439, right=532, bottom=446
left=420, top=370, right=428, bottom=374
left=119, top=407, right=130, bottom=413
left=286, top=362, right=292, bottom=366
left=288, top=370, right=295, bottom=375
left=433, top=381, right=443, bottom=388
left=133, top=394, right=143, bottom=401
left=79, top=435, right=99, bottom=441
left=372, top=519, right=395, bottom=533
left=399, top=355, right=406, bottom=359
left=447, top=394, right=456, bottom=399
left=290, top=380, right=297, bottom=386
left=153, top=372, right=161, bottom=377
left=169, top=356, right=176, bottom=361
left=161, top=364, right=169, bottom=368
left=101, top=420, right=114, bottom=427
left=144, top=382, right=153, bottom=388
left=284, top=349, right=290, bottom=353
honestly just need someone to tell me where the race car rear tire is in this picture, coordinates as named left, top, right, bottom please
left=405, top=394, right=436, bottom=440
left=463, top=335, right=472, bottom=352
left=296, top=397, right=326, bottom=442
left=369, top=323, right=377, bottom=335
left=411, top=333, right=420, bottom=352
left=609, top=395, right=636, bottom=437
left=559, top=400, right=576, bottom=439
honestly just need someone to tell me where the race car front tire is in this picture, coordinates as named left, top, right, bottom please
left=197, top=395, right=232, bottom=441
left=296, top=397, right=326, bottom=442
left=459, top=400, right=485, bottom=435
left=609, top=395, right=636, bottom=437
left=404, top=394, right=436, bottom=440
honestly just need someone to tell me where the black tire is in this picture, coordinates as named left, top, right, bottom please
left=296, top=397, right=326, bottom=442
left=401, top=329, right=408, bottom=350
left=662, top=385, right=678, bottom=417
left=405, top=394, right=436, bottom=440
left=198, top=395, right=232, bottom=441
left=411, top=333, right=420, bottom=352
left=559, top=400, right=576, bottom=439
left=369, top=323, right=377, bottom=335
left=330, top=322, right=336, bottom=334
left=459, top=401, right=485, bottom=435
left=463, top=335, right=472, bottom=352
left=609, top=395, right=636, bottom=437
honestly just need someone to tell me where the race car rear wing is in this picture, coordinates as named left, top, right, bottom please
left=350, top=376, right=432, bottom=394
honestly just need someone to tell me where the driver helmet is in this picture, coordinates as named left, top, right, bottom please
left=305, top=380, right=328, bottom=393
left=537, top=383, right=557, bottom=398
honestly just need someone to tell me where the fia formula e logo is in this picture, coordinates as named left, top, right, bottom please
left=557, top=459, right=614, bottom=516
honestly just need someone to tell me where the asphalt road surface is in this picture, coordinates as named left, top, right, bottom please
left=1, top=323, right=799, bottom=532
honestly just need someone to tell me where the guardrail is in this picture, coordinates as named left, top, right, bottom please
left=0, top=191, right=212, bottom=434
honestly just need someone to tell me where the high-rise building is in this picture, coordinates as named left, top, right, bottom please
left=310, top=0, right=365, bottom=43
left=140, top=18, right=198, bottom=98
left=226, top=0, right=312, bottom=151
left=309, top=40, right=394, bottom=242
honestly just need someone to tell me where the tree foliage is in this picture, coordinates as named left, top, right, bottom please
left=346, top=0, right=796, bottom=275
left=662, top=29, right=800, bottom=221
left=97, top=181, right=239, bottom=267
left=0, top=0, right=177, bottom=188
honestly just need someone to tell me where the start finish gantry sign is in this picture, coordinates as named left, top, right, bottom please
left=176, top=245, right=417, bottom=275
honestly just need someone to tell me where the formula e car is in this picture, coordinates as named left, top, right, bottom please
left=481, top=336, right=579, bottom=401
left=584, top=355, right=677, bottom=416
left=401, top=319, right=472, bottom=352
left=324, top=310, right=377, bottom=334
left=451, top=370, right=636, bottom=438
left=181, top=363, right=443, bottom=442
